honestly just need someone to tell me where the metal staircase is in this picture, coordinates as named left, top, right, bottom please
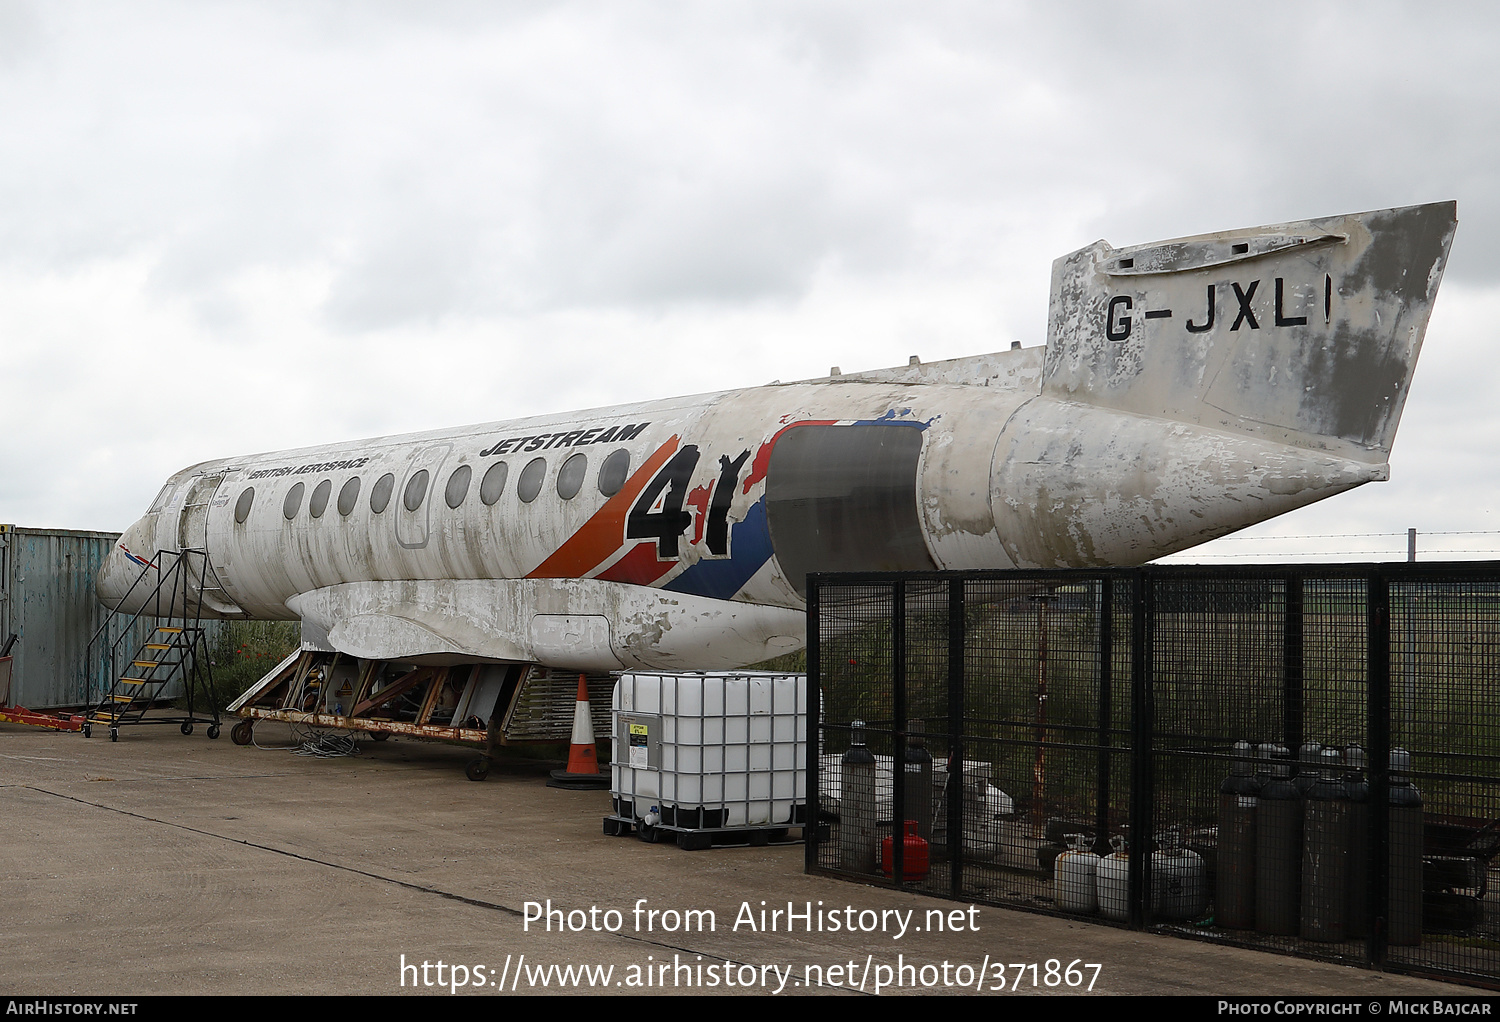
left=84, top=548, right=222, bottom=741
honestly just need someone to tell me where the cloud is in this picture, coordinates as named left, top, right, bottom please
left=0, top=1, right=1497, bottom=541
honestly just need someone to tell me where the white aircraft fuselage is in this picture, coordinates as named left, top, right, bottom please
left=96, top=202, right=1458, bottom=672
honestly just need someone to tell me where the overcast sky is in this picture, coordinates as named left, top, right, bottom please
left=2, top=1, right=1497, bottom=563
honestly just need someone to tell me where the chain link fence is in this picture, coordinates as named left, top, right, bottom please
left=806, top=564, right=1500, bottom=988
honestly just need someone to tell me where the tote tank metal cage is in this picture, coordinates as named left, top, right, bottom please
left=806, top=562, right=1500, bottom=989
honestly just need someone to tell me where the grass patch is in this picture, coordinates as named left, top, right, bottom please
left=201, top=620, right=302, bottom=712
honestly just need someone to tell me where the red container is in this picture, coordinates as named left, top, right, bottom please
left=880, top=820, right=930, bottom=880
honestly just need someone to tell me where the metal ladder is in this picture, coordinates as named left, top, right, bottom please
left=83, top=549, right=222, bottom=741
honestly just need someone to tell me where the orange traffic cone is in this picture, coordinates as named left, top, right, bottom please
left=547, top=674, right=610, bottom=790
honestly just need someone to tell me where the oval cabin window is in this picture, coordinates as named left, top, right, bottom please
left=517, top=458, right=546, bottom=503
left=445, top=465, right=472, bottom=509
left=403, top=470, right=430, bottom=512
left=337, top=477, right=361, bottom=516
left=598, top=449, right=630, bottom=496
left=370, top=473, right=395, bottom=514
left=309, top=479, right=332, bottom=518
left=556, top=453, right=587, bottom=500
left=283, top=482, right=305, bottom=520
left=480, top=462, right=508, bottom=505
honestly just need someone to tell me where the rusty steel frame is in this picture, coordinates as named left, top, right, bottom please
left=231, top=651, right=607, bottom=750
left=234, top=706, right=487, bottom=743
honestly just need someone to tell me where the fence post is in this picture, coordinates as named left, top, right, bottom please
left=1284, top=575, right=1305, bottom=772
left=1128, top=569, right=1154, bottom=928
left=892, top=579, right=907, bottom=885
left=1366, top=571, right=1391, bottom=968
left=947, top=576, right=966, bottom=900
left=805, top=577, right=821, bottom=876
left=1093, top=575, right=1113, bottom=855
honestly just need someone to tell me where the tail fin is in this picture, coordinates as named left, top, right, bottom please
left=991, top=202, right=1457, bottom=568
left=1043, top=201, right=1457, bottom=461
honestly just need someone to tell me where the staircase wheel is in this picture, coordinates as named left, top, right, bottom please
left=180, top=722, right=194, bottom=736
left=207, top=724, right=221, bottom=740
left=82, top=723, right=92, bottom=739
left=231, top=721, right=254, bottom=746
left=109, top=727, right=118, bottom=742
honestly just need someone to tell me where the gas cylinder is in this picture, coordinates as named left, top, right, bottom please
left=1255, top=745, right=1301, bottom=935
left=1254, top=741, right=1274, bottom=786
left=1054, top=833, right=1099, bottom=914
left=1387, top=748, right=1424, bottom=946
left=1217, top=740, right=1258, bottom=929
left=880, top=819, right=931, bottom=881
left=1152, top=832, right=1208, bottom=920
left=1098, top=836, right=1131, bottom=922
left=902, top=721, right=934, bottom=842
left=1301, top=747, right=1351, bottom=941
left=1294, top=741, right=1324, bottom=796
left=1343, top=745, right=1369, bottom=939
left=839, top=720, right=878, bottom=874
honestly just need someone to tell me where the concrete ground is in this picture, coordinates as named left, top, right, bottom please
left=0, top=717, right=1475, bottom=997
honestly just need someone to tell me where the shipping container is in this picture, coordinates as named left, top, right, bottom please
left=0, top=525, right=191, bottom=709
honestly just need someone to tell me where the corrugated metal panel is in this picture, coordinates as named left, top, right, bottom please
left=0, top=525, right=210, bottom=709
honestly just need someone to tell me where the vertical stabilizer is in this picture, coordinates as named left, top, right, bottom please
left=1043, top=201, right=1456, bottom=460
left=992, top=202, right=1457, bottom=568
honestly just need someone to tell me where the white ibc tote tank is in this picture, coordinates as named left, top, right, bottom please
left=611, top=671, right=807, bottom=829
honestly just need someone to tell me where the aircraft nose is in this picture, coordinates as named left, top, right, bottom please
left=96, top=525, right=154, bottom=612
left=96, top=544, right=136, bottom=610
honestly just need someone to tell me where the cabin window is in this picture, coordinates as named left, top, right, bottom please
left=337, top=477, right=361, bottom=516
left=480, top=462, right=508, bottom=505
left=445, top=465, right=472, bottom=509
left=148, top=483, right=175, bottom=515
left=598, top=449, right=629, bottom=496
left=517, top=458, right=546, bottom=503
left=234, top=487, right=255, bottom=524
left=370, top=473, right=395, bottom=514
left=403, top=469, right=430, bottom=512
left=309, top=479, right=332, bottom=519
left=556, top=453, right=587, bottom=500
left=283, top=482, right=305, bottom=521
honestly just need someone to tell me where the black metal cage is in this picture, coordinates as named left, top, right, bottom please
left=806, top=563, right=1500, bottom=988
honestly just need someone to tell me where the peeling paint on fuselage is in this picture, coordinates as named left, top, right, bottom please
left=97, top=202, right=1457, bottom=671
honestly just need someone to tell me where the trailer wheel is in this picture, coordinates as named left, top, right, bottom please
left=369, top=732, right=390, bottom=742
left=464, top=758, right=490, bottom=782
left=180, top=722, right=194, bottom=735
left=231, top=721, right=254, bottom=746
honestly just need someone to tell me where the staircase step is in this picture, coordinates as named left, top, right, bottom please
left=119, top=678, right=150, bottom=686
left=155, top=627, right=183, bottom=634
left=145, top=643, right=173, bottom=650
